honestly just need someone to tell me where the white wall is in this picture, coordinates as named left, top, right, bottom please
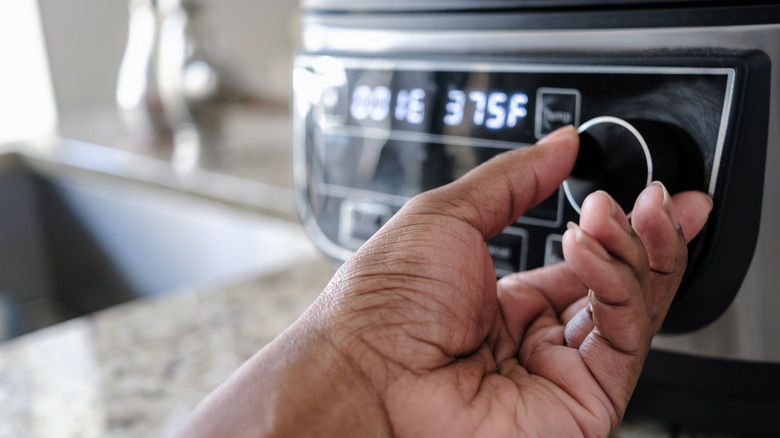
left=0, top=0, right=58, bottom=143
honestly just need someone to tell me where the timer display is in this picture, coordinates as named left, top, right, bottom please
left=350, top=85, right=427, bottom=124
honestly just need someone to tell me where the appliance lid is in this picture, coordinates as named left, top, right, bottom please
left=302, top=0, right=759, bottom=12
left=301, top=2, right=780, bottom=31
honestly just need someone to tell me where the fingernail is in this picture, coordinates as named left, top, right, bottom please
left=537, top=125, right=575, bottom=144
left=651, top=181, right=679, bottom=229
left=594, top=190, right=619, bottom=217
left=594, top=190, right=633, bottom=234
left=567, top=221, right=612, bottom=261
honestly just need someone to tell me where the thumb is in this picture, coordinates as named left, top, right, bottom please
left=415, top=126, right=579, bottom=238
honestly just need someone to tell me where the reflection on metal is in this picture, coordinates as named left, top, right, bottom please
left=116, top=0, right=243, bottom=170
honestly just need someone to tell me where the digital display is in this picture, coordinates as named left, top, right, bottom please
left=325, top=67, right=544, bottom=143
left=349, top=84, right=529, bottom=131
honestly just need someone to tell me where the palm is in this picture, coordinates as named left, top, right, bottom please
left=336, top=215, right=618, bottom=437
left=385, top=290, right=615, bottom=437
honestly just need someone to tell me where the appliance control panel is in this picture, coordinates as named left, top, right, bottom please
left=292, top=53, right=770, bottom=332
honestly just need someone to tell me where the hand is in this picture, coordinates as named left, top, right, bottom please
left=171, top=126, right=713, bottom=438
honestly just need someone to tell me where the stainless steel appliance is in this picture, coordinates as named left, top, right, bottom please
left=292, top=1, right=780, bottom=435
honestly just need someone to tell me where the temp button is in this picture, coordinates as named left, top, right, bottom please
left=535, top=87, right=582, bottom=139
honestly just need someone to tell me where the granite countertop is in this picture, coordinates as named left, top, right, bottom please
left=0, top=104, right=341, bottom=437
left=0, top=257, right=336, bottom=437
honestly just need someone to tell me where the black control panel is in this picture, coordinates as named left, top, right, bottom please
left=293, top=53, right=769, bottom=332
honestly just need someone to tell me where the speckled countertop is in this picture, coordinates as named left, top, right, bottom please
left=0, top=257, right=336, bottom=437
left=0, top=104, right=339, bottom=437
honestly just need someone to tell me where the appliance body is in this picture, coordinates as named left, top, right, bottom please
left=292, top=2, right=780, bottom=435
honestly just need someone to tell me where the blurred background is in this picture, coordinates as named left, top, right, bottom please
left=2, top=0, right=300, bottom=182
left=43, top=1, right=297, bottom=114
left=0, top=3, right=339, bottom=436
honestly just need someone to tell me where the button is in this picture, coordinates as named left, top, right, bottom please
left=338, top=200, right=392, bottom=249
left=320, top=84, right=349, bottom=124
left=535, top=87, right=581, bottom=139
left=307, top=56, right=350, bottom=125
left=487, top=228, right=528, bottom=277
left=545, top=234, right=564, bottom=266
left=518, top=186, right=563, bottom=228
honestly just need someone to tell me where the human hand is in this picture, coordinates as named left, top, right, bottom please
left=171, top=126, right=713, bottom=438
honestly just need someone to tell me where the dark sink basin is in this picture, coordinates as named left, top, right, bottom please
left=0, top=147, right=315, bottom=340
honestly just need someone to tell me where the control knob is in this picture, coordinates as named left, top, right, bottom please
left=564, top=116, right=703, bottom=214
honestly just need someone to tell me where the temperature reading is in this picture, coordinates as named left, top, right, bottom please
left=444, top=90, right=528, bottom=130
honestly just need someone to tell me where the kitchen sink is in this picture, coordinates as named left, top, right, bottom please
left=0, top=141, right=317, bottom=340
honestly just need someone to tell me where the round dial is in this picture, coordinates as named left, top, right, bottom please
left=564, top=116, right=697, bottom=214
